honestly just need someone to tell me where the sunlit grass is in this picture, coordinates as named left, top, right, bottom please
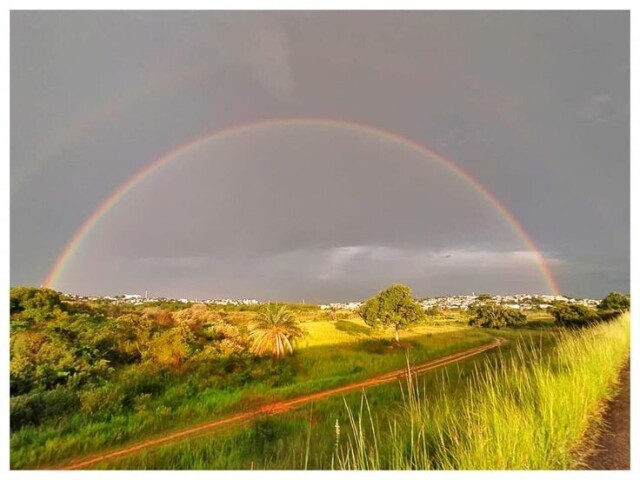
left=300, top=315, right=467, bottom=348
left=336, top=313, right=630, bottom=470
left=96, top=316, right=629, bottom=470
left=88, top=329, right=556, bottom=469
left=11, top=315, right=491, bottom=469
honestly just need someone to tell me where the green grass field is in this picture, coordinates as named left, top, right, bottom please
left=334, top=313, right=631, bottom=469
left=87, top=326, right=552, bottom=469
left=11, top=311, right=494, bottom=469
left=12, top=307, right=628, bottom=470
left=88, top=314, right=629, bottom=470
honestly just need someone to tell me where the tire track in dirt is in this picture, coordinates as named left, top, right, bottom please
left=52, top=337, right=506, bottom=470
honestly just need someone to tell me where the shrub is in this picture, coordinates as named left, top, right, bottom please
left=425, top=306, right=442, bottom=317
left=10, top=287, right=64, bottom=315
left=147, top=327, right=190, bottom=367
left=10, top=387, right=80, bottom=430
left=468, top=305, right=526, bottom=329
left=117, top=364, right=168, bottom=402
left=551, top=304, right=600, bottom=328
left=79, top=386, right=125, bottom=417
left=10, top=395, right=39, bottom=429
left=133, top=393, right=153, bottom=412
left=598, top=292, right=630, bottom=313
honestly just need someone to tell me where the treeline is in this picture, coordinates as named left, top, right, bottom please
left=550, top=292, right=630, bottom=327
left=467, top=291, right=630, bottom=329
left=468, top=304, right=527, bottom=328
left=9, top=287, right=292, bottom=431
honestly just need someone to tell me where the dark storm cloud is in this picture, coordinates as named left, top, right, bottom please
left=11, top=11, right=628, bottom=300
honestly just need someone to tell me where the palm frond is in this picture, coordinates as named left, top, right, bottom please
left=247, top=305, right=304, bottom=358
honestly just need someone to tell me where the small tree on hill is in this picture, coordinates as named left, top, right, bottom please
left=358, top=284, right=424, bottom=343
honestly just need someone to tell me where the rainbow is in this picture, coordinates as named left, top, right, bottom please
left=44, top=117, right=561, bottom=295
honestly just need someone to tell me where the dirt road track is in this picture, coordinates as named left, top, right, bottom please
left=51, top=337, right=506, bottom=470
left=583, top=360, right=630, bottom=470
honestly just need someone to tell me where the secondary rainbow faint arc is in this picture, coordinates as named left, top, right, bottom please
left=44, top=117, right=561, bottom=295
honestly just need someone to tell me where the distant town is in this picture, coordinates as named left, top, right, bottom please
left=60, top=291, right=601, bottom=311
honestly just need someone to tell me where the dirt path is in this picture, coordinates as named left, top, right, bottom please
left=583, top=360, right=630, bottom=470
left=50, top=337, right=506, bottom=470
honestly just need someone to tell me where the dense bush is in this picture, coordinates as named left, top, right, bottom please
left=598, top=292, right=630, bottom=313
left=79, top=387, right=125, bottom=417
left=10, top=287, right=64, bottom=315
left=468, top=305, right=526, bottom=329
left=550, top=304, right=600, bottom=328
left=11, top=387, right=81, bottom=429
left=425, top=306, right=442, bottom=317
left=9, top=287, right=259, bottom=432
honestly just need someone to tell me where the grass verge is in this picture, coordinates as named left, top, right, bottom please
left=337, top=313, right=630, bottom=469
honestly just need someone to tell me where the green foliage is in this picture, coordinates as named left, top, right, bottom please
left=468, top=304, right=526, bottom=329
left=12, top=324, right=494, bottom=469
left=358, top=284, right=425, bottom=341
left=424, top=306, right=442, bottom=317
left=87, top=328, right=574, bottom=470
left=598, top=292, right=630, bottom=313
left=10, top=287, right=67, bottom=331
left=79, top=387, right=125, bottom=417
left=11, top=286, right=64, bottom=314
left=173, top=303, right=218, bottom=329
left=8, top=286, right=499, bottom=469
left=9, top=288, right=253, bottom=422
left=147, top=327, right=191, bottom=367
left=11, top=387, right=81, bottom=429
left=248, top=305, right=305, bottom=359
left=550, top=303, right=600, bottom=327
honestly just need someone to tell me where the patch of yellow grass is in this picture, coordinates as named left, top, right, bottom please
left=301, top=317, right=466, bottom=348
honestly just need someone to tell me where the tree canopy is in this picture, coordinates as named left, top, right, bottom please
left=598, top=292, right=630, bottom=313
left=358, top=284, right=424, bottom=342
left=550, top=303, right=600, bottom=327
left=468, top=304, right=526, bottom=329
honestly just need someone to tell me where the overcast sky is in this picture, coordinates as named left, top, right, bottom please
left=11, top=11, right=629, bottom=301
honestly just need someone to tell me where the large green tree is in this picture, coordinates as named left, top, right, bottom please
left=358, top=284, right=424, bottom=342
left=248, top=305, right=305, bottom=359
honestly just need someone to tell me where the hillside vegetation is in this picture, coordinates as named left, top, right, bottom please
left=97, top=314, right=629, bottom=470
left=10, top=286, right=629, bottom=469
left=10, top=287, right=490, bottom=468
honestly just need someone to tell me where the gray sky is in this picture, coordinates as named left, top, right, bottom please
left=11, top=11, right=629, bottom=301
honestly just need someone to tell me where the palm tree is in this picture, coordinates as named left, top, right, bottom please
left=248, top=305, right=305, bottom=359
